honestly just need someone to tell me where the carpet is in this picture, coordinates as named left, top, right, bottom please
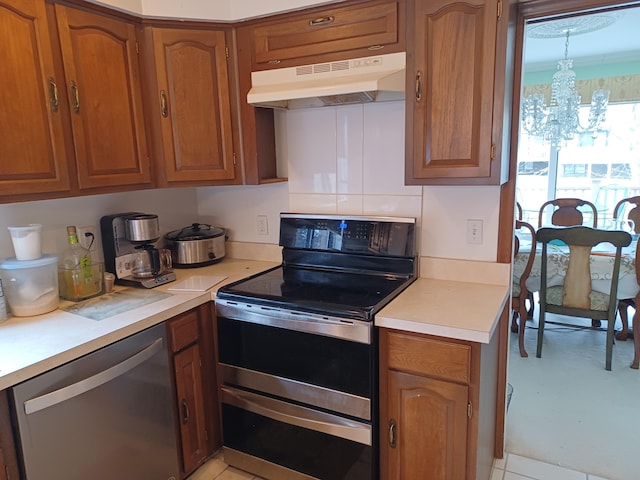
left=506, top=309, right=640, bottom=480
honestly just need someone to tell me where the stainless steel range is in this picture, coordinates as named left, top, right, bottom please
left=215, top=213, right=417, bottom=480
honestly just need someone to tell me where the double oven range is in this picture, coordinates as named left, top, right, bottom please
left=215, top=213, right=416, bottom=480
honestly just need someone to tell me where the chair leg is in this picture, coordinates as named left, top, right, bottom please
left=615, top=301, right=630, bottom=341
left=632, top=307, right=640, bottom=369
left=605, top=316, right=614, bottom=371
left=536, top=309, right=545, bottom=358
left=518, top=304, right=528, bottom=358
left=511, top=310, right=519, bottom=333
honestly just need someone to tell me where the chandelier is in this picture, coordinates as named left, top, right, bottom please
left=521, top=29, right=610, bottom=148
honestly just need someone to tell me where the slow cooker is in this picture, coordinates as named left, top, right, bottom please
left=164, top=223, right=226, bottom=267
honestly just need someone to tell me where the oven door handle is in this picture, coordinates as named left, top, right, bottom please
left=222, top=386, right=371, bottom=446
left=216, top=302, right=371, bottom=344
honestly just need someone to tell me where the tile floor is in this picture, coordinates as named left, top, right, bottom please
left=491, top=453, right=608, bottom=480
left=190, top=449, right=608, bottom=480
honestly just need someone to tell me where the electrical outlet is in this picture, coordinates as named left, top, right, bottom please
left=76, top=225, right=98, bottom=251
left=257, top=215, right=269, bottom=235
left=466, top=219, right=483, bottom=244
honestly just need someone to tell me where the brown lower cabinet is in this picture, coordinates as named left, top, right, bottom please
left=167, top=303, right=221, bottom=478
left=379, top=328, right=499, bottom=480
left=0, top=390, right=18, bottom=480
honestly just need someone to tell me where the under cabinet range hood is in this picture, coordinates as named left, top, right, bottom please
left=247, top=52, right=406, bottom=109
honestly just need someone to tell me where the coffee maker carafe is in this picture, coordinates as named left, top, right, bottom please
left=100, top=213, right=176, bottom=288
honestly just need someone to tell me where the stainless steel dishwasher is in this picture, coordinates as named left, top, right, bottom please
left=10, top=323, right=180, bottom=480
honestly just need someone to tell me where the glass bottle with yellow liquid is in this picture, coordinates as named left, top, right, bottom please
left=60, top=226, right=101, bottom=300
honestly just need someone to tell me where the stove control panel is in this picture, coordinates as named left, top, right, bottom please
left=279, top=213, right=415, bottom=257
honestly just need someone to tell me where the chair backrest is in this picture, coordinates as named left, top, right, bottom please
left=536, top=226, right=631, bottom=313
left=613, top=196, right=640, bottom=234
left=514, top=220, right=536, bottom=298
left=538, top=198, right=598, bottom=228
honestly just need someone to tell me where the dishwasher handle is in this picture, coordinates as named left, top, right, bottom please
left=24, top=338, right=164, bottom=415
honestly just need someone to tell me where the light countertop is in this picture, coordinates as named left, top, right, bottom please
left=0, top=255, right=510, bottom=391
left=0, top=258, right=278, bottom=391
left=376, top=277, right=510, bottom=343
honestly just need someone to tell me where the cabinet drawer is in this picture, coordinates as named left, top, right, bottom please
left=385, top=331, right=471, bottom=384
left=168, top=309, right=200, bottom=352
left=252, top=0, right=400, bottom=68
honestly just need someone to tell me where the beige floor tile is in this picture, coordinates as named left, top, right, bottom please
left=491, top=467, right=506, bottom=480
left=506, top=454, right=587, bottom=480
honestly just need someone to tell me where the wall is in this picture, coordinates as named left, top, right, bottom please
left=0, top=189, right=199, bottom=263
left=196, top=101, right=501, bottom=262
left=0, top=101, right=501, bottom=264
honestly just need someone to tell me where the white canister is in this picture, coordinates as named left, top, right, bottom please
left=8, top=224, right=43, bottom=261
left=0, top=254, right=59, bottom=317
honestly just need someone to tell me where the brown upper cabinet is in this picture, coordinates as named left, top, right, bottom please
left=54, top=4, right=152, bottom=190
left=405, top=0, right=512, bottom=185
left=143, top=27, right=239, bottom=187
left=0, top=0, right=72, bottom=200
left=246, top=0, right=405, bottom=70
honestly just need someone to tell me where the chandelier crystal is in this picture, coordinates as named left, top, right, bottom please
left=521, top=30, right=610, bottom=148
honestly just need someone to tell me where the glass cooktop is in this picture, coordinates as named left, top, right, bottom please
left=217, top=265, right=414, bottom=321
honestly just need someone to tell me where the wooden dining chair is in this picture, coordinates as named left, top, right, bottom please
left=511, top=220, right=536, bottom=357
left=537, top=198, right=598, bottom=228
left=612, top=196, right=640, bottom=339
left=629, top=239, right=640, bottom=369
left=536, top=226, right=632, bottom=371
left=613, top=196, right=640, bottom=233
left=516, top=201, right=523, bottom=221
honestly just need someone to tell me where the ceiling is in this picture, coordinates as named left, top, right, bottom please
left=523, top=5, right=640, bottom=71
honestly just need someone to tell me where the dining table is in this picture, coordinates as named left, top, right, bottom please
left=513, top=232, right=639, bottom=338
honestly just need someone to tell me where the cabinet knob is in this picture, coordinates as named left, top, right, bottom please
left=309, top=15, right=334, bottom=27
left=48, top=77, right=59, bottom=112
left=181, top=399, right=189, bottom=424
left=388, top=418, right=397, bottom=448
left=160, top=90, right=169, bottom=118
left=70, top=80, right=80, bottom=113
left=415, top=71, right=423, bottom=103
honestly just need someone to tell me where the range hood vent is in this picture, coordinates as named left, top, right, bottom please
left=247, top=52, right=406, bottom=109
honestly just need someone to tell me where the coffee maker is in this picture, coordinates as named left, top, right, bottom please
left=100, top=213, right=176, bottom=288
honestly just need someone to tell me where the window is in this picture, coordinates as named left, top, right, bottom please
left=590, top=164, right=608, bottom=178
left=516, top=102, right=640, bottom=226
left=518, top=161, right=549, bottom=175
left=562, top=164, right=588, bottom=177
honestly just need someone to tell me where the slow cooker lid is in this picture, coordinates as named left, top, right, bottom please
left=165, top=223, right=224, bottom=241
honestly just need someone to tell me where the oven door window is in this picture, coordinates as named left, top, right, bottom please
left=217, top=316, right=373, bottom=399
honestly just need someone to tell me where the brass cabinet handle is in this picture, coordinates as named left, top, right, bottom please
left=415, top=71, right=423, bottom=103
left=368, top=45, right=385, bottom=51
left=70, top=80, right=80, bottom=113
left=160, top=90, right=168, bottom=118
left=48, top=77, right=59, bottom=112
left=388, top=418, right=397, bottom=448
left=181, top=399, right=189, bottom=424
left=309, top=15, right=334, bottom=27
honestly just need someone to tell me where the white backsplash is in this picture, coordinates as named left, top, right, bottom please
left=0, top=189, right=200, bottom=262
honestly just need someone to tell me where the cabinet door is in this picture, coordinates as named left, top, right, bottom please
left=384, top=371, right=468, bottom=480
left=0, top=0, right=71, bottom=198
left=55, top=5, right=151, bottom=190
left=251, top=0, right=402, bottom=69
left=405, top=0, right=498, bottom=183
left=147, top=28, right=236, bottom=184
left=174, top=343, right=208, bottom=475
left=0, top=390, right=19, bottom=480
